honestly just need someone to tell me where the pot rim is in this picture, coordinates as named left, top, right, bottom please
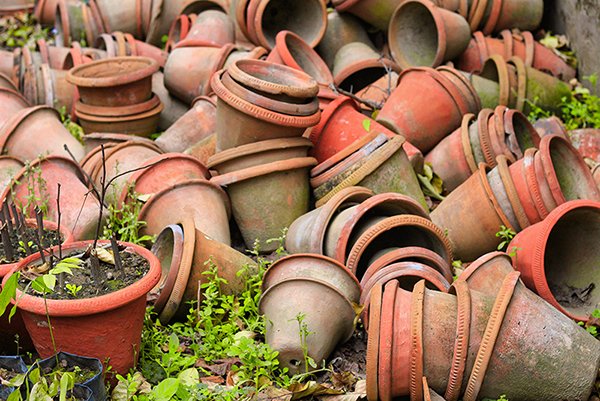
left=207, top=136, right=313, bottom=169
left=75, top=100, right=164, bottom=122
left=74, top=93, right=161, bottom=117
left=210, top=156, right=317, bottom=187
left=149, top=223, right=184, bottom=314
left=333, top=55, right=400, bottom=89
left=2, top=240, right=161, bottom=317
left=66, top=56, right=159, bottom=88
left=272, top=30, right=333, bottom=84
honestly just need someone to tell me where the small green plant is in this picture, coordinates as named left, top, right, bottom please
left=495, top=225, right=516, bottom=252
left=295, top=313, right=316, bottom=373
left=6, top=366, right=79, bottom=401
left=17, top=240, right=33, bottom=255
left=578, top=309, right=600, bottom=337
left=11, top=161, right=50, bottom=218
left=58, top=106, right=85, bottom=144
left=417, top=163, right=445, bottom=201
left=0, top=13, right=51, bottom=49
left=452, top=260, right=463, bottom=281
left=102, top=185, right=154, bottom=245
left=65, top=283, right=82, bottom=298
left=539, top=32, right=577, bottom=69
left=29, top=256, right=83, bottom=295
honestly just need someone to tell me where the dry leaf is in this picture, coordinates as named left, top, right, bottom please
left=289, top=381, right=343, bottom=400
left=95, top=247, right=115, bottom=265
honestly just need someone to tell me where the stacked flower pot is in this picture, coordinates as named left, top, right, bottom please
left=67, top=56, right=163, bottom=136
left=209, top=59, right=320, bottom=253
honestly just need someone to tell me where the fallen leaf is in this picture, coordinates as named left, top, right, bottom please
left=288, top=381, right=343, bottom=400
left=331, top=371, right=357, bottom=391
left=95, top=247, right=115, bottom=265
left=200, top=376, right=225, bottom=385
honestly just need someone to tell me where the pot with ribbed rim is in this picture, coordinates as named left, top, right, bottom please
left=211, top=157, right=316, bottom=252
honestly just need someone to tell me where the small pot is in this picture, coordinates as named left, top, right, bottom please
left=67, top=56, right=159, bottom=107
left=75, top=100, right=164, bottom=137
left=176, top=10, right=235, bottom=48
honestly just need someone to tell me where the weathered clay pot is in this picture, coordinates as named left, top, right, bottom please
left=121, top=153, right=210, bottom=205
left=309, top=96, right=396, bottom=163
left=1, top=155, right=103, bottom=240
left=184, top=133, right=217, bottom=165
left=377, top=67, right=479, bottom=153
left=354, top=71, right=399, bottom=110
left=138, top=179, right=231, bottom=244
left=568, top=128, right=600, bottom=163
left=266, top=30, right=333, bottom=85
left=152, top=72, right=189, bottom=131
left=316, top=10, right=373, bottom=70
left=245, top=0, right=327, bottom=50
left=0, top=88, right=30, bottom=130
left=345, top=214, right=452, bottom=280
left=431, top=164, right=515, bottom=261
left=388, top=0, right=470, bottom=69
left=315, top=135, right=427, bottom=211
left=4, top=240, right=160, bottom=376
left=155, top=96, right=216, bottom=153
left=165, top=14, right=194, bottom=51
left=67, top=57, right=158, bottom=107
left=0, top=156, right=24, bottom=195
left=149, top=224, right=184, bottom=314
left=211, top=66, right=320, bottom=151
left=54, top=0, right=102, bottom=48
left=260, top=254, right=359, bottom=375
left=81, top=133, right=155, bottom=154
left=332, top=0, right=404, bottom=31
left=211, top=157, right=316, bottom=252
left=94, top=0, right=138, bottom=34
left=510, top=200, right=600, bottom=322
left=493, top=0, right=544, bottom=33
left=0, top=106, right=85, bottom=162
left=0, top=72, right=18, bottom=91
left=533, top=116, right=569, bottom=140
left=332, top=42, right=400, bottom=93
left=164, top=44, right=235, bottom=104
left=286, top=186, right=374, bottom=254
left=74, top=96, right=164, bottom=136
left=176, top=10, right=235, bottom=48
left=208, top=137, right=313, bottom=175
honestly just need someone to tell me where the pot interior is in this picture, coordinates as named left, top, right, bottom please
left=284, top=33, right=330, bottom=83
left=392, top=2, right=438, bottom=66
left=544, top=207, right=600, bottom=317
left=550, top=138, right=598, bottom=201
left=260, top=0, right=324, bottom=48
left=338, top=66, right=389, bottom=93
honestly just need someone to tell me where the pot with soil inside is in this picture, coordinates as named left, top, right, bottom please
left=2, top=240, right=160, bottom=377
left=0, top=356, right=27, bottom=400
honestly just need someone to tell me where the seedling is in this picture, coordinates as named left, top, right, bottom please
left=496, top=225, right=516, bottom=252
left=65, top=284, right=82, bottom=298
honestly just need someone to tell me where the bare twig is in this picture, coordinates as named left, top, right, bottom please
left=56, top=183, right=62, bottom=260
left=34, top=207, right=46, bottom=264
left=0, top=221, right=14, bottom=261
left=330, top=83, right=382, bottom=111
left=2, top=202, right=13, bottom=234
left=110, top=233, right=123, bottom=272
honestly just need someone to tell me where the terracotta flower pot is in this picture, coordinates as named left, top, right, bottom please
left=211, top=157, right=316, bottom=252
left=211, top=66, right=320, bottom=151
left=493, top=0, right=544, bottom=33
left=54, top=0, right=103, bottom=48
left=431, top=163, right=515, bottom=261
left=1, top=155, right=103, bottom=240
left=152, top=72, right=189, bottom=131
left=208, top=137, right=313, bottom=175
left=510, top=200, right=600, bottom=321
left=377, top=67, right=479, bottom=153
left=0, top=106, right=85, bottom=162
left=120, top=153, right=210, bottom=205
left=315, top=136, right=428, bottom=211
left=165, top=14, right=194, bottom=51
left=309, top=96, right=397, bottom=163
left=81, top=133, right=155, bottom=154
left=286, top=186, right=374, bottom=254
left=34, top=0, right=60, bottom=25
left=162, top=216, right=256, bottom=322
left=519, top=59, right=572, bottom=116
left=568, top=128, right=600, bottom=163
left=0, top=72, right=18, bottom=91
left=164, top=44, right=235, bottom=104
left=67, top=57, right=159, bottom=107
left=155, top=96, right=216, bottom=153
left=332, top=0, right=404, bottom=31
left=533, top=116, right=569, bottom=140
left=266, top=30, right=333, bottom=85
left=176, top=10, right=235, bottom=48
left=332, top=42, right=400, bottom=93
left=94, top=0, right=137, bottom=34
left=245, top=0, right=327, bottom=50
left=3, top=240, right=160, bottom=376
left=316, top=10, right=373, bottom=70
left=388, top=0, right=470, bottom=69
left=0, top=156, right=24, bottom=195
left=149, top=224, right=184, bottom=315
left=138, top=179, right=231, bottom=245
left=345, top=214, right=452, bottom=280
left=184, top=134, right=217, bottom=165
left=0, top=88, right=30, bottom=130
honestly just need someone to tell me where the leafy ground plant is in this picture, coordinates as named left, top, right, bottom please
left=102, top=185, right=154, bottom=245
left=0, top=13, right=51, bottom=49
left=496, top=225, right=516, bottom=252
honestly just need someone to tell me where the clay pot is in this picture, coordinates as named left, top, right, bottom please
left=223, top=46, right=269, bottom=69
left=160, top=216, right=256, bottom=322
left=309, top=96, right=397, bottom=163
left=74, top=95, right=164, bottom=136
left=245, top=0, right=327, bottom=50
left=377, top=67, right=479, bottom=153
left=152, top=72, right=189, bottom=131
left=4, top=240, right=160, bottom=376
left=138, top=179, right=231, bottom=245
left=332, top=0, right=404, bottom=31
left=208, top=137, right=313, bottom=175
left=67, top=57, right=159, bottom=107
left=211, top=66, right=320, bottom=151
left=0, top=72, right=18, bottom=91
left=0, top=156, right=24, bottom=195
left=81, top=133, right=155, bottom=154
left=176, top=10, right=235, bottom=48
left=94, top=0, right=137, bottom=35
left=54, top=0, right=102, bottom=48
left=316, top=11, right=373, bottom=70
left=184, top=134, right=217, bottom=165
left=1, top=156, right=103, bottom=240
left=165, top=14, right=194, bottom=51
left=286, top=186, right=374, bottom=254
left=345, top=214, right=452, bottom=280
left=155, top=97, right=216, bottom=153
left=332, top=42, right=400, bottom=93
left=34, top=0, right=60, bottom=25
left=568, top=129, right=600, bottom=163
left=0, top=88, right=30, bottom=130
left=0, top=106, right=85, bottom=162
left=121, top=153, right=210, bottom=205
left=164, top=44, right=235, bottom=104
left=149, top=224, right=184, bottom=314
left=314, top=136, right=428, bottom=211
left=260, top=254, right=359, bottom=374
left=493, top=0, right=544, bottom=33
left=509, top=200, right=600, bottom=321
left=266, top=30, right=333, bottom=85
left=388, top=0, right=470, bottom=69
left=211, top=157, right=316, bottom=252
left=520, top=60, right=572, bottom=116
left=533, top=116, right=569, bottom=141
left=431, top=164, right=515, bottom=261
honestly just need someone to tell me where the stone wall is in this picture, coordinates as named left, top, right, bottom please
left=543, top=0, right=600, bottom=93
